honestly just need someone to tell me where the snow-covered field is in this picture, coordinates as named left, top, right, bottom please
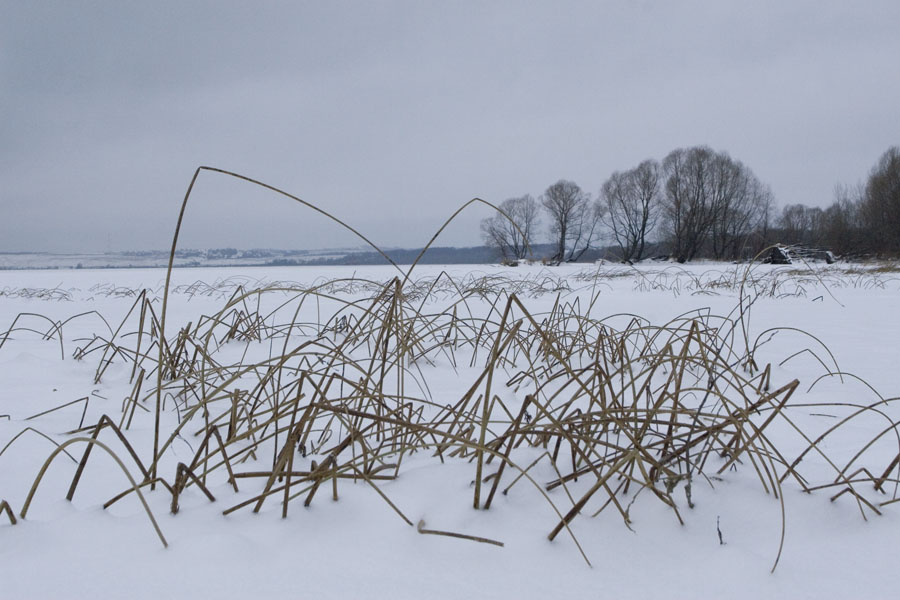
left=1, top=262, right=899, bottom=599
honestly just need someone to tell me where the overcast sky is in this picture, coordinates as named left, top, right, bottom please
left=2, top=1, right=899, bottom=253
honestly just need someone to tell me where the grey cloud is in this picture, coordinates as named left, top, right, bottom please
left=2, top=1, right=899, bottom=252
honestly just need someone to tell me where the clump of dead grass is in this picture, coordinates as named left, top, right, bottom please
left=1, top=167, right=898, bottom=575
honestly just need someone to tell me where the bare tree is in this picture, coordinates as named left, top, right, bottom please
left=480, top=195, right=540, bottom=261
left=661, top=146, right=776, bottom=262
left=821, top=184, right=863, bottom=255
left=860, top=146, right=900, bottom=254
left=661, top=147, right=721, bottom=262
left=541, top=180, right=599, bottom=262
left=778, top=203, right=824, bottom=246
left=600, top=159, right=661, bottom=262
left=756, top=188, right=775, bottom=248
left=710, top=164, right=773, bottom=260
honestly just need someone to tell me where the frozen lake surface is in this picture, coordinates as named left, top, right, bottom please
left=1, top=262, right=899, bottom=599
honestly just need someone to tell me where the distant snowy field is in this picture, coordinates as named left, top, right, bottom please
left=1, top=262, right=899, bottom=599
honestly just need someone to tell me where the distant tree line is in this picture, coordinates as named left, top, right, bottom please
left=775, top=147, right=900, bottom=258
left=481, top=145, right=900, bottom=263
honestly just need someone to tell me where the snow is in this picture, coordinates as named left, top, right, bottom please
left=1, top=262, right=898, bottom=599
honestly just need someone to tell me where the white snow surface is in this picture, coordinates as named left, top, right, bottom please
left=1, top=262, right=899, bottom=599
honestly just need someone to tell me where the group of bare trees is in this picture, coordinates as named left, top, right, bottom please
left=481, top=145, right=899, bottom=263
left=481, top=180, right=601, bottom=263
left=658, top=147, right=773, bottom=262
left=601, top=147, right=775, bottom=263
left=773, top=146, right=900, bottom=257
